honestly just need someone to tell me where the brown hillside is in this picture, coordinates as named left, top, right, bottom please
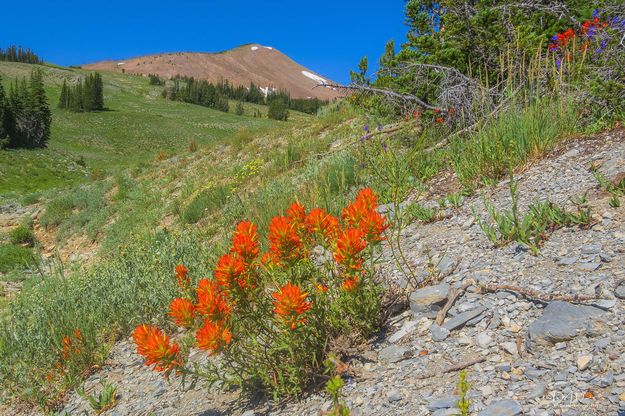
left=83, top=44, right=341, bottom=100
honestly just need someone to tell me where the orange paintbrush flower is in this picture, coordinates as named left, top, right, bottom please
left=214, top=253, right=246, bottom=289
left=272, top=282, right=312, bottom=330
left=305, top=208, right=340, bottom=242
left=175, top=264, right=190, bottom=289
left=196, top=320, right=232, bottom=354
left=358, top=209, right=388, bottom=243
left=195, top=279, right=231, bottom=322
left=286, top=201, right=306, bottom=228
left=268, top=215, right=306, bottom=263
left=342, top=188, right=387, bottom=243
left=333, top=228, right=367, bottom=271
left=341, top=276, right=359, bottom=291
left=169, top=297, right=196, bottom=327
left=231, top=220, right=260, bottom=263
left=132, top=324, right=181, bottom=373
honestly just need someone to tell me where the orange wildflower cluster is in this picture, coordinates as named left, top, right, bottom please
left=133, top=324, right=182, bottom=374
left=272, top=282, right=312, bottom=330
left=195, top=278, right=231, bottom=322
left=196, top=320, right=232, bottom=354
left=305, top=208, right=340, bottom=243
left=268, top=214, right=306, bottom=264
left=169, top=297, right=195, bottom=327
left=342, top=188, right=388, bottom=244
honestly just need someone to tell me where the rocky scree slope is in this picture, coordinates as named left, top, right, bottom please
left=49, top=130, right=625, bottom=416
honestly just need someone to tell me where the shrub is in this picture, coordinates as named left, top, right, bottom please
left=132, top=188, right=387, bottom=397
left=0, top=244, right=34, bottom=273
left=9, top=223, right=35, bottom=247
left=268, top=98, right=289, bottom=121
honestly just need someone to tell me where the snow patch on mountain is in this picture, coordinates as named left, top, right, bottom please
left=302, top=71, right=327, bottom=84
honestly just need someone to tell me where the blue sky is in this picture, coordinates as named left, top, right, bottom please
left=0, top=0, right=408, bottom=84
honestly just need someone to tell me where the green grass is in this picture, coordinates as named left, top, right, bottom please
left=450, top=99, right=580, bottom=188
left=0, top=62, right=298, bottom=197
left=0, top=244, right=34, bottom=273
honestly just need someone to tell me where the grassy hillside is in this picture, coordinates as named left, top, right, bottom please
left=0, top=62, right=299, bottom=197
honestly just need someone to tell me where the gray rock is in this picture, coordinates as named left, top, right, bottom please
left=501, top=342, right=518, bottom=356
left=576, top=262, right=601, bottom=272
left=387, top=389, right=402, bottom=403
left=476, top=333, right=493, bottom=348
left=430, top=324, right=450, bottom=341
left=558, top=257, right=578, bottom=266
left=388, top=319, right=418, bottom=343
left=378, top=345, right=409, bottom=364
left=442, top=306, right=486, bottom=331
left=436, top=255, right=457, bottom=277
left=409, top=283, right=450, bottom=313
left=427, top=396, right=459, bottom=410
left=477, top=400, right=522, bottom=416
left=527, top=383, right=546, bottom=400
left=527, top=301, right=606, bottom=347
left=615, top=282, right=625, bottom=299
left=581, top=244, right=602, bottom=255
left=432, top=409, right=461, bottom=416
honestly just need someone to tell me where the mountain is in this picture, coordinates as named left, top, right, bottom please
left=82, top=44, right=341, bottom=100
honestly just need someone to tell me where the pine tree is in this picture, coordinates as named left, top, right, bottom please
left=235, top=101, right=244, bottom=116
left=58, top=80, right=69, bottom=109
left=0, top=75, right=7, bottom=147
left=93, top=72, right=104, bottom=110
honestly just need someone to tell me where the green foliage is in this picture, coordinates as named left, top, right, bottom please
left=451, top=99, right=579, bottom=188
left=77, top=380, right=118, bottom=414
left=1, top=69, right=51, bottom=149
left=324, top=355, right=351, bottom=416
left=58, top=72, right=104, bottom=112
left=0, top=243, right=34, bottom=273
left=475, top=169, right=592, bottom=254
left=9, top=222, right=35, bottom=246
left=235, top=101, right=245, bottom=116
left=404, top=202, right=440, bottom=224
left=0, top=45, right=42, bottom=64
left=181, top=185, right=230, bottom=224
left=148, top=74, right=164, bottom=86
left=268, top=97, right=289, bottom=121
left=0, top=230, right=215, bottom=408
left=456, top=370, right=470, bottom=416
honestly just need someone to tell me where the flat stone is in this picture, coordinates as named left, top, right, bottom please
left=527, top=383, right=546, bottom=400
left=409, top=283, right=450, bottom=313
left=527, top=301, right=607, bottom=347
left=558, top=257, right=578, bottom=266
left=427, top=395, right=459, bottom=410
left=501, top=342, right=518, bottom=356
left=477, top=400, right=522, bottom=416
left=476, top=333, right=493, bottom=348
left=432, top=409, right=461, bottom=416
left=442, top=306, right=486, bottom=331
left=388, top=319, right=418, bottom=343
left=378, top=345, right=409, bottom=364
left=576, top=262, right=601, bottom=272
left=436, top=255, right=457, bottom=276
left=581, top=244, right=602, bottom=255
left=577, top=355, right=592, bottom=371
left=430, top=324, right=450, bottom=342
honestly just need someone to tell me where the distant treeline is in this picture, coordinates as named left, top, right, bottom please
left=158, top=76, right=328, bottom=116
left=0, top=45, right=43, bottom=65
left=0, top=71, right=51, bottom=149
left=58, top=73, right=105, bottom=112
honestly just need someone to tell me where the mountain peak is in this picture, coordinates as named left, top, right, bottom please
left=83, top=45, right=339, bottom=100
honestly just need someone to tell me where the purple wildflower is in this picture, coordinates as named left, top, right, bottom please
left=592, top=9, right=600, bottom=19
left=363, top=125, right=370, bottom=133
